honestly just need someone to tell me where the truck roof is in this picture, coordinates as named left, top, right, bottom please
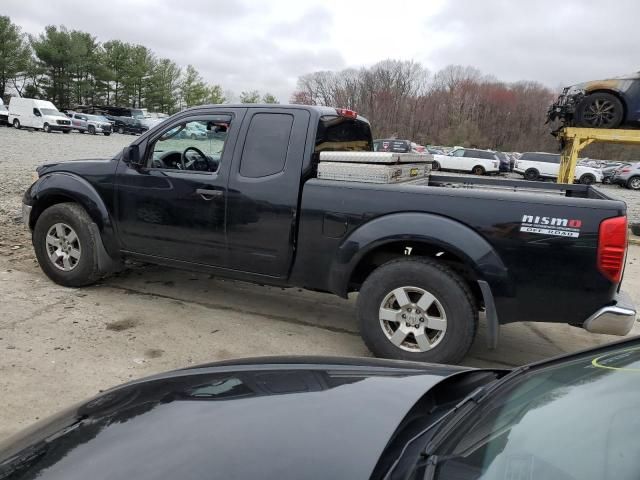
left=181, top=103, right=370, bottom=124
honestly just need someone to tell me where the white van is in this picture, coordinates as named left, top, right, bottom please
left=514, top=152, right=602, bottom=185
left=431, top=147, right=500, bottom=175
left=8, top=98, right=72, bottom=133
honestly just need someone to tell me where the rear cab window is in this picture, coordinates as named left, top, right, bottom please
left=315, top=115, right=372, bottom=153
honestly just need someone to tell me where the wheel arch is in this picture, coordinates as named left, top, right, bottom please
left=328, top=212, right=512, bottom=301
left=28, top=172, right=118, bottom=256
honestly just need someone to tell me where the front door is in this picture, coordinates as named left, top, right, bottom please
left=115, top=110, right=244, bottom=266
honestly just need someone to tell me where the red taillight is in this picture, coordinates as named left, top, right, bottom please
left=336, top=108, right=358, bottom=119
left=621, top=168, right=631, bottom=173
left=597, top=216, right=628, bottom=283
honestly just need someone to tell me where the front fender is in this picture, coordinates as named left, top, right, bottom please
left=26, top=172, right=118, bottom=256
left=329, top=212, right=511, bottom=298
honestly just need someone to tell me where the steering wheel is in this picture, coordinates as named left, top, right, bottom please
left=181, top=146, right=208, bottom=170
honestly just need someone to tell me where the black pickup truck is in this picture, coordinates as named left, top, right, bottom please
left=22, top=104, right=637, bottom=363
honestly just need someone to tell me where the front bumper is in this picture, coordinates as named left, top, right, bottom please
left=547, top=86, right=585, bottom=124
left=583, top=291, right=637, bottom=336
left=22, top=203, right=32, bottom=229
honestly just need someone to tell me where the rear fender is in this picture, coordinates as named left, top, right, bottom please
left=329, top=212, right=511, bottom=298
left=27, top=172, right=118, bottom=256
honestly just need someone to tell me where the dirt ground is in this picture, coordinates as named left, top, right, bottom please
left=1, top=126, right=639, bottom=440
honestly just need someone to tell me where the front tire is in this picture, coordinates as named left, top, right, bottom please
left=524, top=168, right=539, bottom=181
left=627, top=176, right=640, bottom=191
left=33, top=203, right=103, bottom=287
left=88, top=125, right=96, bottom=135
left=43, top=123, right=50, bottom=133
left=13, top=119, right=20, bottom=129
left=575, top=92, right=624, bottom=129
left=357, top=257, right=477, bottom=364
left=579, top=173, right=596, bottom=185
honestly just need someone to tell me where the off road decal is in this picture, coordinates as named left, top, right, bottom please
left=520, top=214, right=582, bottom=238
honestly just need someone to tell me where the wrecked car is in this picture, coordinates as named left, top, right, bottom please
left=548, top=72, right=640, bottom=128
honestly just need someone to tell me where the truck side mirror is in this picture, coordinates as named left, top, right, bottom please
left=124, top=145, right=142, bottom=166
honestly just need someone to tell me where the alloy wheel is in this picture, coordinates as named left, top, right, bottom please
left=583, top=99, right=617, bottom=127
left=45, top=223, right=82, bottom=271
left=378, top=286, right=447, bottom=352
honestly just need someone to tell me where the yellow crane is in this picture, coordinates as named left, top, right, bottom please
left=557, top=127, right=640, bottom=184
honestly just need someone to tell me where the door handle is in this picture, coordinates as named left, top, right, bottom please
left=196, top=188, right=223, bottom=200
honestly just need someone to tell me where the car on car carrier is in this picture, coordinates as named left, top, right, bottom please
left=22, top=104, right=637, bottom=364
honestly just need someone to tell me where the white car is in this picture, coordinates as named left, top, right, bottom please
left=8, top=98, right=72, bottom=133
left=514, top=152, right=602, bottom=185
left=432, top=148, right=500, bottom=175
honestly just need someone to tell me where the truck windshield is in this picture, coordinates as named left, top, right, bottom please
left=315, top=115, right=372, bottom=152
left=40, top=109, right=64, bottom=117
left=434, top=345, right=640, bottom=480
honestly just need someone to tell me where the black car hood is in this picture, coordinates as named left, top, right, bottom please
left=0, top=358, right=469, bottom=480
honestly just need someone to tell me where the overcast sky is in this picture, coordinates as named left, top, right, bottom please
left=3, top=0, right=639, bottom=102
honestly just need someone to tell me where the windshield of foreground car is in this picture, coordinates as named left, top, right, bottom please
left=432, top=345, right=640, bottom=480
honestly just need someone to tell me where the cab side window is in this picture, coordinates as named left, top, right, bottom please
left=148, top=118, right=230, bottom=173
left=240, top=113, right=293, bottom=178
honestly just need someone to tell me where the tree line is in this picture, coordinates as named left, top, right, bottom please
left=291, top=60, right=559, bottom=153
left=0, top=16, right=279, bottom=113
left=291, top=60, right=640, bottom=159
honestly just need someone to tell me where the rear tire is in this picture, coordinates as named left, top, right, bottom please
left=524, top=168, right=539, bottom=181
left=575, top=92, right=624, bottom=129
left=88, top=125, right=96, bottom=135
left=104, top=132, right=111, bottom=136
left=431, top=161, right=440, bottom=171
left=627, top=176, right=640, bottom=191
left=13, top=119, right=20, bottom=129
left=357, top=257, right=477, bottom=364
left=472, top=165, right=485, bottom=176
left=33, top=203, right=103, bottom=287
left=579, top=174, right=596, bottom=185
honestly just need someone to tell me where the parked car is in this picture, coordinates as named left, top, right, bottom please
left=411, top=142, right=426, bottom=153
left=602, top=162, right=632, bottom=184
left=8, top=98, right=71, bottom=133
left=22, top=105, right=635, bottom=364
left=431, top=147, right=500, bottom=175
left=106, top=115, right=148, bottom=135
left=548, top=71, right=640, bottom=128
left=0, top=102, right=8, bottom=126
left=76, top=104, right=146, bottom=119
left=514, top=152, right=603, bottom=184
left=69, top=113, right=112, bottom=135
left=3, top=337, right=640, bottom=479
left=178, top=123, right=208, bottom=140
left=612, top=162, right=640, bottom=190
left=373, top=138, right=412, bottom=153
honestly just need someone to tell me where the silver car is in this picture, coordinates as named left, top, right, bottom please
left=69, top=113, right=112, bottom=136
left=612, top=162, right=640, bottom=190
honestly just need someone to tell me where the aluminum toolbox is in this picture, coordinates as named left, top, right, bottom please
left=319, top=151, right=432, bottom=164
left=317, top=162, right=431, bottom=184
